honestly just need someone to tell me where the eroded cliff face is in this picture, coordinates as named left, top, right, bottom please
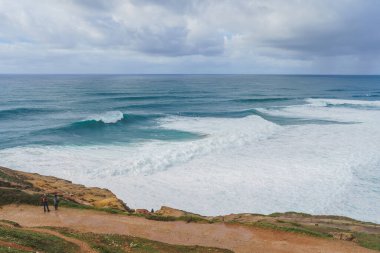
left=0, top=166, right=129, bottom=211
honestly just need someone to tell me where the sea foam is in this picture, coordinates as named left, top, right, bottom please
left=0, top=99, right=379, bottom=223
left=85, top=111, right=124, bottom=124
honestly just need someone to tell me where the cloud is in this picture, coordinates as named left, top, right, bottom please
left=0, top=0, right=379, bottom=73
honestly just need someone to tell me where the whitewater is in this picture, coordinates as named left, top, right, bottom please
left=0, top=75, right=379, bottom=223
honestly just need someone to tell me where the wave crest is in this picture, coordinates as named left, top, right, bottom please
left=84, top=111, right=124, bottom=124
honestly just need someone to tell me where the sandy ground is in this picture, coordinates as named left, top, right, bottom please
left=0, top=205, right=377, bottom=253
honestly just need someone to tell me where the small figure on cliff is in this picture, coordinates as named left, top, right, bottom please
left=53, top=193, right=59, bottom=210
left=41, top=194, right=50, bottom=213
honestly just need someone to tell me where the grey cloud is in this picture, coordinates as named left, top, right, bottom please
left=73, top=0, right=120, bottom=11
left=130, top=0, right=200, bottom=14
left=0, top=0, right=379, bottom=73
left=128, top=27, right=224, bottom=56
left=261, top=1, right=380, bottom=57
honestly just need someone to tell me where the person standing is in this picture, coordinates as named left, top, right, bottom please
left=53, top=193, right=59, bottom=210
left=41, top=194, right=50, bottom=213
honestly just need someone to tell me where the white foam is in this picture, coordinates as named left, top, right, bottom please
left=306, top=98, right=380, bottom=107
left=1, top=99, right=380, bottom=223
left=258, top=98, right=380, bottom=123
left=0, top=116, right=279, bottom=177
left=85, top=111, right=124, bottom=124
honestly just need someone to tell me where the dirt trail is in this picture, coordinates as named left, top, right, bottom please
left=0, top=205, right=377, bottom=253
left=25, top=227, right=96, bottom=253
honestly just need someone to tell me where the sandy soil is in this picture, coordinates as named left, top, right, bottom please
left=0, top=205, right=377, bottom=253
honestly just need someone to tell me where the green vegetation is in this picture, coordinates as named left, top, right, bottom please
left=0, top=188, right=40, bottom=206
left=0, top=220, right=21, bottom=228
left=177, top=215, right=211, bottom=223
left=0, top=224, right=78, bottom=253
left=58, top=198, right=126, bottom=214
left=0, top=247, right=30, bottom=253
left=354, top=232, right=380, bottom=251
left=49, top=227, right=233, bottom=253
left=0, top=170, right=32, bottom=188
left=269, top=211, right=312, bottom=218
left=0, top=187, right=128, bottom=216
left=251, top=220, right=332, bottom=238
left=145, top=214, right=177, bottom=222
left=145, top=214, right=211, bottom=223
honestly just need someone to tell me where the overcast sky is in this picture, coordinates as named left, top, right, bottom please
left=0, top=0, right=379, bottom=74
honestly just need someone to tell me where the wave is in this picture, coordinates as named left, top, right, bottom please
left=306, top=98, right=380, bottom=108
left=179, top=109, right=258, bottom=118
left=325, top=89, right=347, bottom=92
left=232, top=97, right=293, bottom=103
left=84, top=111, right=124, bottom=124
left=104, top=95, right=191, bottom=102
left=35, top=112, right=165, bottom=139
left=257, top=98, right=380, bottom=124
left=104, top=115, right=280, bottom=175
left=0, top=108, right=54, bottom=119
left=1, top=99, right=380, bottom=222
left=86, top=92, right=133, bottom=97
left=352, top=94, right=380, bottom=98
left=63, top=111, right=161, bottom=130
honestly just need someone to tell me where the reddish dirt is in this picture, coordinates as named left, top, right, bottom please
left=0, top=205, right=377, bottom=253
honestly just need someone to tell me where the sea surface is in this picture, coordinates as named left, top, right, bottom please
left=0, top=75, right=379, bottom=222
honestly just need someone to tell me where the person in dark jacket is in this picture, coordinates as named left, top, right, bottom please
left=41, top=194, right=50, bottom=213
left=53, top=193, right=59, bottom=210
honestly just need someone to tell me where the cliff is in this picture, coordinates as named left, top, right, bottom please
left=0, top=166, right=129, bottom=211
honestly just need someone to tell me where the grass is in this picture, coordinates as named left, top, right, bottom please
left=0, top=224, right=79, bottom=253
left=145, top=214, right=211, bottom=223
left=0, top=247, right=30, bottom=253
left=354, top=232, right=380, bottom=251
left=0, top=188, right=40, bottom=206
left=0, top=188, right=129, bottom=216
left=251, top=220, right=332, bottom=238
left=0, top=170, right=32, bottom=188
left=49, top=227, right=233, bottom=253
left=269, top=211, right=312, bottom=218
left=0, top=220, right=21, bottom=228
left=58, top=198, right=127, bottom=214
left=145, top=215, right=177, bottom=222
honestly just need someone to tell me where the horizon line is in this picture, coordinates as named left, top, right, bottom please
left=0, top=73, right=380, bottom=76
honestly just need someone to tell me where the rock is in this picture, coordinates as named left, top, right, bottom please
left=330, top=232, right=355, bottom=241
left=155, top=206, right=186, bottom=217
left=135, top=209, right=150, bottom=215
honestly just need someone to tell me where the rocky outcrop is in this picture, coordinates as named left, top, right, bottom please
left=155, top=206, right=187, bottom=217
left=0, top=166, right=130, bottom=211
left=330, top=232, right=355, bottom=241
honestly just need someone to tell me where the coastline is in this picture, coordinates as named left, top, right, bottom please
left=1, top=165, right=379, bottom=252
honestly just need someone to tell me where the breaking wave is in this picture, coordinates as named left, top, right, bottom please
left=84, top=111, right=124, bottom=124
left=1, top=98, right=380, bottom=223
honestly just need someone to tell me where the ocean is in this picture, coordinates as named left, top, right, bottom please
left=0, top=74, right=379, bottom=222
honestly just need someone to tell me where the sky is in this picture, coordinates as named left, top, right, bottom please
left=0, top=0, right=379, bottom=74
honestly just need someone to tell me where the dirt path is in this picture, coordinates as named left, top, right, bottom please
left=0, top=205, right=377, bottom=253
left=25, top=227, right=96, bottom=253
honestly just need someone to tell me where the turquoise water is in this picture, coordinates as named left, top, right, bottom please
left=0, top=75, right=379, bottom=222
left=1, top=74, right=379, bottom=148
